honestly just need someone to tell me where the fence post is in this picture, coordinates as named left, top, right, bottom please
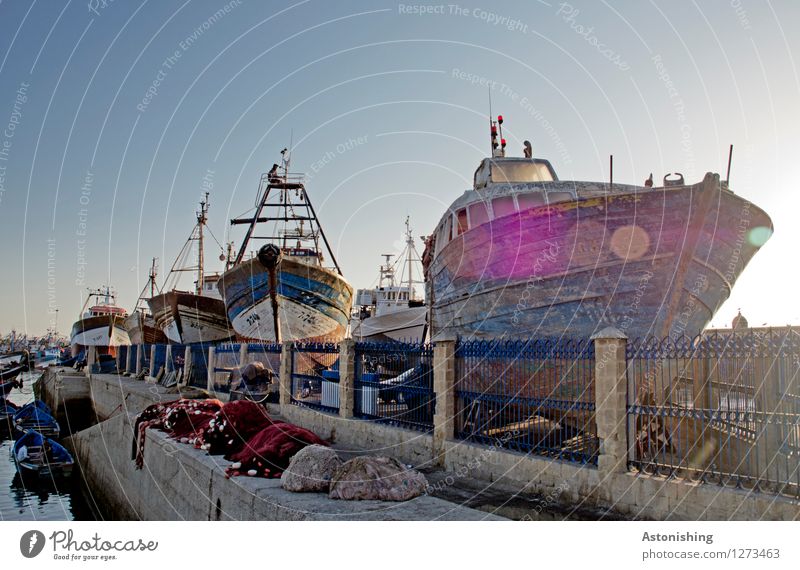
left=181, top=346, right=192, bottom=387
left=761, top=356, right=783, bottom=483
left=125, top=345, right=133, bottom=374
left=135, top=345, right=143, bottom=376
left=280, top=341, right=294, bottom=409
left=240, top=343, right=249, bottom=367
left=339, top=339, right=356, bottom=419
left=207, top=346, right=216, bottom=392
left=591, top=327, right=629, bottom=478
left=87, top=346, right=97, bottom=375
left=432, top=338, right=457, bottom=467
left=149, top=345, right=157, bottom=378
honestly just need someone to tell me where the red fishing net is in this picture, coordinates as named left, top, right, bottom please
left=225, top=422, right=328, bottom=479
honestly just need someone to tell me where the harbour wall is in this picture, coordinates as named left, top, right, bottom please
left=40, top=368, right=499, bottom=521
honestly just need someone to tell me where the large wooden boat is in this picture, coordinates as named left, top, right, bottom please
left=147, top=195, right=233, bottom=344
left=426, top=118, right=773, bottom=341
left=124, top=258, right=167, bottom=344
left=69, top=287, right=130, bottom=356
left=218, top=152, right=353, bottom=343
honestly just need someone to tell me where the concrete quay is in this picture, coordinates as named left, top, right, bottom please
left=39, top=367, right=504, bottom=521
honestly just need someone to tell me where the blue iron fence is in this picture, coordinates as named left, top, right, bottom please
left=139, top=344, right=152, bottom=376
left=291, top=342, right=340, bottom=413
left=212, top=343, right=241, bottom=393
left=354, top=341, right=435, bottom=432
left=455, top=338, right=597, bottom=465
left=152, top=345, right=167, bottom=377
left=626, top=329, right=800, bottom=499
left=167, top=344, right=187, bottom=374
left=116, top=346, right=128, bottom=373
left=128, top=345, right=139, bottom=373
left=185, top=344, right=210, bottom=389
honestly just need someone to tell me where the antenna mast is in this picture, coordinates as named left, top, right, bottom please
left=196, top=193, right=209, bottom=295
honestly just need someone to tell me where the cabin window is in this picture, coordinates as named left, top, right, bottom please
left=491, top=161, right=555, bottom=183
left=547, top=191, right=574, bottom=204
left=468, top=202, right=489, bottom=228
left=444, top=216, right=453, bottom=242
left=456, top=209, right=468, bottom=236
left=517, top=192, right=546, bottom=210
left=491, top=195, right=517, bottom=219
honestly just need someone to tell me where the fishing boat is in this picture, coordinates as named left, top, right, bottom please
left=351, top=217, right=428, bottom=342
left=425, top=116, right=773, bottom=341
left=13, top=430, right=74, bottom=478
left=124, top=258, right=168, bottom=344
left=1, top=400, right=19, bottom=430
left=147, top=194, right=233, bottom=344
left=69, top=287, right=130, bottom=356
left=0, top=350, right=30, bottom=382
left=218, top=151, right=353, bottom=343
left=13, top=401, right=60, bottom=438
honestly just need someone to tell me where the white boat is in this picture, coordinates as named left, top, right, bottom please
left=69, top=287, right=130, bottom=356
left=351, top=218, right=428, bottom=342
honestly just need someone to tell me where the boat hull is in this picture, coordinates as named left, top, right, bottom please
left=352, top=306, right=428, bottom=342
left=147, top=291, right=232, bottom=345
left=219, top=256, right=353, bottom=342
left=429, top=173, right=773, bottom=340
left=124, top=311, right=167, bottom=345
left=70, top=315, right=130, bottom=351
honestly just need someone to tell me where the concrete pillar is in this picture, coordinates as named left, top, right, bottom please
left=135, top=345, right=144, bottom=376
left=207, top=346, right=216, bottom=392
left=591, top=327, right=629, bottom=478
left=125, top=345, right=133, bottom=374
left=279, top=341, right=294, bottom=409
left=87, top=346, right=97, bottom=375
left=181, top=346, right=192, bottom=387
left=432, top=338, right=457, bottom=467
left=239, top=343, right=249, bottom=367
left=760, top=355, right=784, bottom=483
left=149, top=345, right=157, bottom=378
left=338, top=339, right=356, bottom=419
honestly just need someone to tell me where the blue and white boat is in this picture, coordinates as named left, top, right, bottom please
left=13, top=430, right=74, bottom=478
left=13, top=401, right=60, bottom=438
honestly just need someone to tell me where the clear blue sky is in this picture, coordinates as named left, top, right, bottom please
left=1, top=0, right=798, bottom=336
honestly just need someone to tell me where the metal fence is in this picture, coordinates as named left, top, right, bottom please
left=627, top=329, right=800, bottom=499
left=212, top=343, right=242, bottom=393
left=185, top=344, right=210, bottom=389
left=140, top=344, right=152, bottom=374
left=455, top=338, right=597, bottom=465
left=291, top=342, right=340, bottom=412
left=245, top=342, right=282, bottom=378
left=116, top=345, right=128, bottom=373
left=354, top=341, right=435, bottom=432
left=167, top=344, right=187, bottom=374
left=152, top=345, right=167, bottom=377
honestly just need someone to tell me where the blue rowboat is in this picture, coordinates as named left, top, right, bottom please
left=13, top=401, right=59, bottom=439
left=13, top=430, right=74, bottom=478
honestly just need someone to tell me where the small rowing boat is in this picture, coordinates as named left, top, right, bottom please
left=13, top=430, right=74, bottom=478
left=13, top=401, right=60, bottom=439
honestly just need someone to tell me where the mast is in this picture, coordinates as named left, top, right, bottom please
left=149, top=258, right=157, bottom=297
left=229, top=149, right=343, bottom=274
left=405, top=217, right=415, bottom=301
left=196, top=193, right=209, bottom=295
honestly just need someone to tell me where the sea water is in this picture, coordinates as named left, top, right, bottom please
left=0, top=371, right=94, bottom=521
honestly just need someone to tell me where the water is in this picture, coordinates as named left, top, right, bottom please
left=0, top=371, right=94, bottom=521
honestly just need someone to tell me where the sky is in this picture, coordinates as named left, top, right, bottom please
left=0, top=0, right=798, bottom=336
